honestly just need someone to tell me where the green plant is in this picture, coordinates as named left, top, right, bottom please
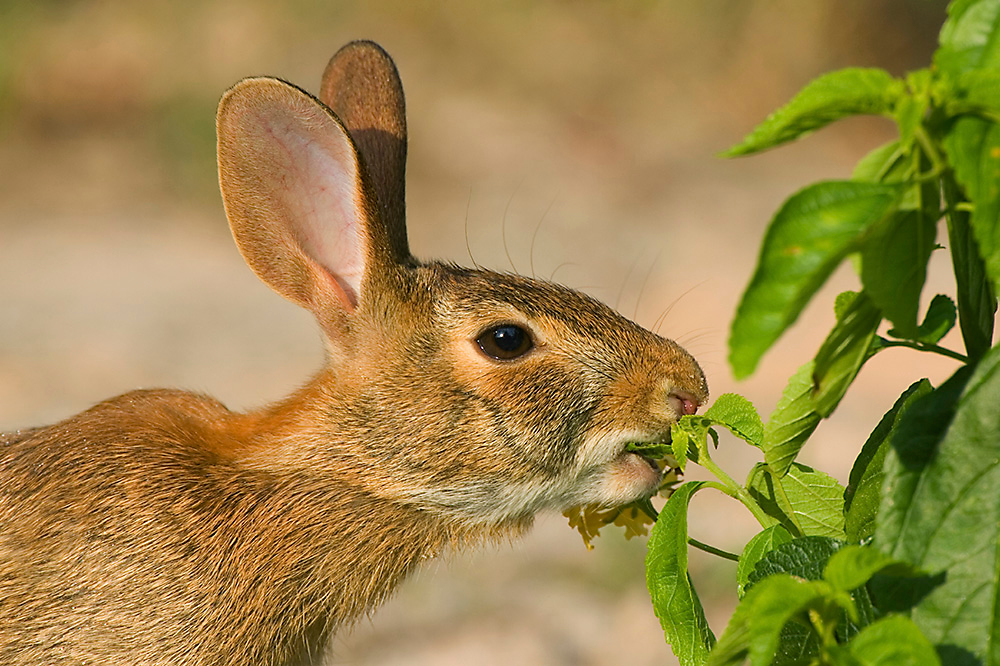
left=568, top=1, right=1000, bottom=663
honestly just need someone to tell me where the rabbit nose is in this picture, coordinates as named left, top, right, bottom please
left=668, top=391, right=700, bottom=417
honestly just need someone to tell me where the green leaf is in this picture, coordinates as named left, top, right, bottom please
left=877, top=350, right=1000, bottom=664
left=890, top=294, right=957, bottom=344
left=823, top=546, right=921, bottom=593
left=763, top=294, right=883, bottom=477
left=942, top=174, right=996, bottom=360
left=747, top=536, right=848, bottom=590
left=708, top=574, right=833, bottom=666
left=950, top=70, right=1000, bottom=120
left=935, top=0, right=1000, bottom=78
left=670, top=422, right=692, bottom=469
left=842, top=615, right=942, bottom=666
left=646, top=481, right=716, bottom=665
left=843, top=380, right=933, bottom=543
left=812, top=291, right=883, bottom=417
left=763, top=362, right=822, bottom=476
left=737, top=525, right=794, bottom=598
left=704, top=393, right=765, bottom=448
left=729, top=181, right=901, bottom=379
left=746, top=537, right=878, bottom=648
left=747, top=463, right=846, bottom=539
left=852, top=141, right=905, bottom=183
left=723, top=68, right=902, bottom=157
left=860, top=209, right=937, bottom=338
left=943, top=115, right=1000, bottom=300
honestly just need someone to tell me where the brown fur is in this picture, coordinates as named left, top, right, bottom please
left=0, top=42, right=706, bottom=665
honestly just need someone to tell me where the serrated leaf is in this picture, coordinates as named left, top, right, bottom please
left=670, top=422, right=691, bottom=469
left=737, top=525, right=794, bottom=598
left=935, top=0, right=1000, bottom=78
left=708, top=573, right=850, bottom=666
left=842, top=615, right=942, bottom=666
left=746, top=537, right=878, bottom=649
left=877, top=346, right=1000, bottom=664
left=747, top=536, right=848, bottom=590
left=704, top=393, right=765, bottom=448
left=764, top=293, right=883, bottom=477
left=646, top=481, right=716, bottom=665
left=763, top=362, right=822, bottom=477
left=747, top=463, right=846, bottom=539
left=942, top=175, right=996, bottom=361
left=943, top=115, right=1000, bottom=298
left=723, top=68, right=902, bottom=157
left=843, top=379, right=932, bottom=543
left=729, top=181, right=901, bottom=379
left=823, top=545, right=921, bottom=593
left=889, top=294, right=957, bottom=344
left=812, top=291, right=883, bottom=417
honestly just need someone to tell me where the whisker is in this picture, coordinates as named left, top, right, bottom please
left=529, top=195, right=558, bottom=279
left=615, top=254, right=642, bottom=312
left=464, top=186, right=480, bottom=270
left=548, top=262, right=579, bottom=283
left=502, top=178, right=525, bottom=275
left=633, top=250, right=663, bottom=322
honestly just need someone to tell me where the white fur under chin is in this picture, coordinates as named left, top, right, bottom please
left=399, top=450, right=662, bottom=525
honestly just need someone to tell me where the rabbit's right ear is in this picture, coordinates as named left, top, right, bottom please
left=217, top=77, right=396, bottom=334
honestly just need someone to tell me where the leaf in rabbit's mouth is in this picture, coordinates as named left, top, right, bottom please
left=624, top=439, right=673, bottom=464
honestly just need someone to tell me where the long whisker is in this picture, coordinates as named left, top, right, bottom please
left=529, top=195, right=558, bottom=279
left=633, top=250, right=663, bottom=322
left=464, top=186, right=480, bottom=270
left=502, top=178, right=525, bottom=275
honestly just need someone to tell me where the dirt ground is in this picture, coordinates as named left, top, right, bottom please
left=0, top=2, right=959, bottom=664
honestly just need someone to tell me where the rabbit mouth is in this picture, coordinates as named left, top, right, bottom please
left=621, top=438, right=674, bottom=472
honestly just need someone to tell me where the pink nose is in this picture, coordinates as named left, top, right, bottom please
left=670, top=392, right=699, bottom=416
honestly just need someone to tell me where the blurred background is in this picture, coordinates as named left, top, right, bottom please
left=0, top=1, right=961, bottom=664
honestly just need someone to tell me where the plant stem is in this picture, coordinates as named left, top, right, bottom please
left=880, top=338, right=969, bottom=362
left=699, top=454, right=775, bottom=530
left=914, top=124, right=946, bottom=173
left=688, top=537, right=740, bottom=562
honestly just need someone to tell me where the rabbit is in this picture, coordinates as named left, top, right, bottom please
left=0, top=40, right=707, bottom=666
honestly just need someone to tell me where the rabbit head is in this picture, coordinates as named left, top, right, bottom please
left=217, top=41, right=707, bottom=528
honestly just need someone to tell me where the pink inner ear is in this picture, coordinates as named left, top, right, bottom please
left=259, top=107, right=367, bottom=308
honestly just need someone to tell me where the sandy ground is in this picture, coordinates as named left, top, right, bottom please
left=0, top=3, right=961, bottom=663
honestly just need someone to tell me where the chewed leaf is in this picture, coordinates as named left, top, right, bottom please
left=723, top=68, right=902, bottom=157
left=729, top=180, right=901, bottom=379
left=625, top=440, right=673, bottom=460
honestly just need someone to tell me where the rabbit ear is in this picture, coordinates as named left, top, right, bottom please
left=217, top=77, right=395, bottom=332
left=319, top=40, right=409, bottom=263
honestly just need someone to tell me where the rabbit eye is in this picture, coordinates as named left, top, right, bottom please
left=476, top=324, right=533, bottom=361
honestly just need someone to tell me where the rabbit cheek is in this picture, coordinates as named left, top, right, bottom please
left=596, top=453, right=662, bottom=504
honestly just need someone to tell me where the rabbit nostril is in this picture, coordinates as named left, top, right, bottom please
left=669, top=392, right=699, bottom=416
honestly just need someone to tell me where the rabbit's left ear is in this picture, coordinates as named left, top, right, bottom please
left=217, top=77, right=397, bottom=336
left=320, top=40, right=409, bottom=264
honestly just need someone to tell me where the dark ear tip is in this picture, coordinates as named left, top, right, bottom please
left=326, top=40, right=400, bottom=79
